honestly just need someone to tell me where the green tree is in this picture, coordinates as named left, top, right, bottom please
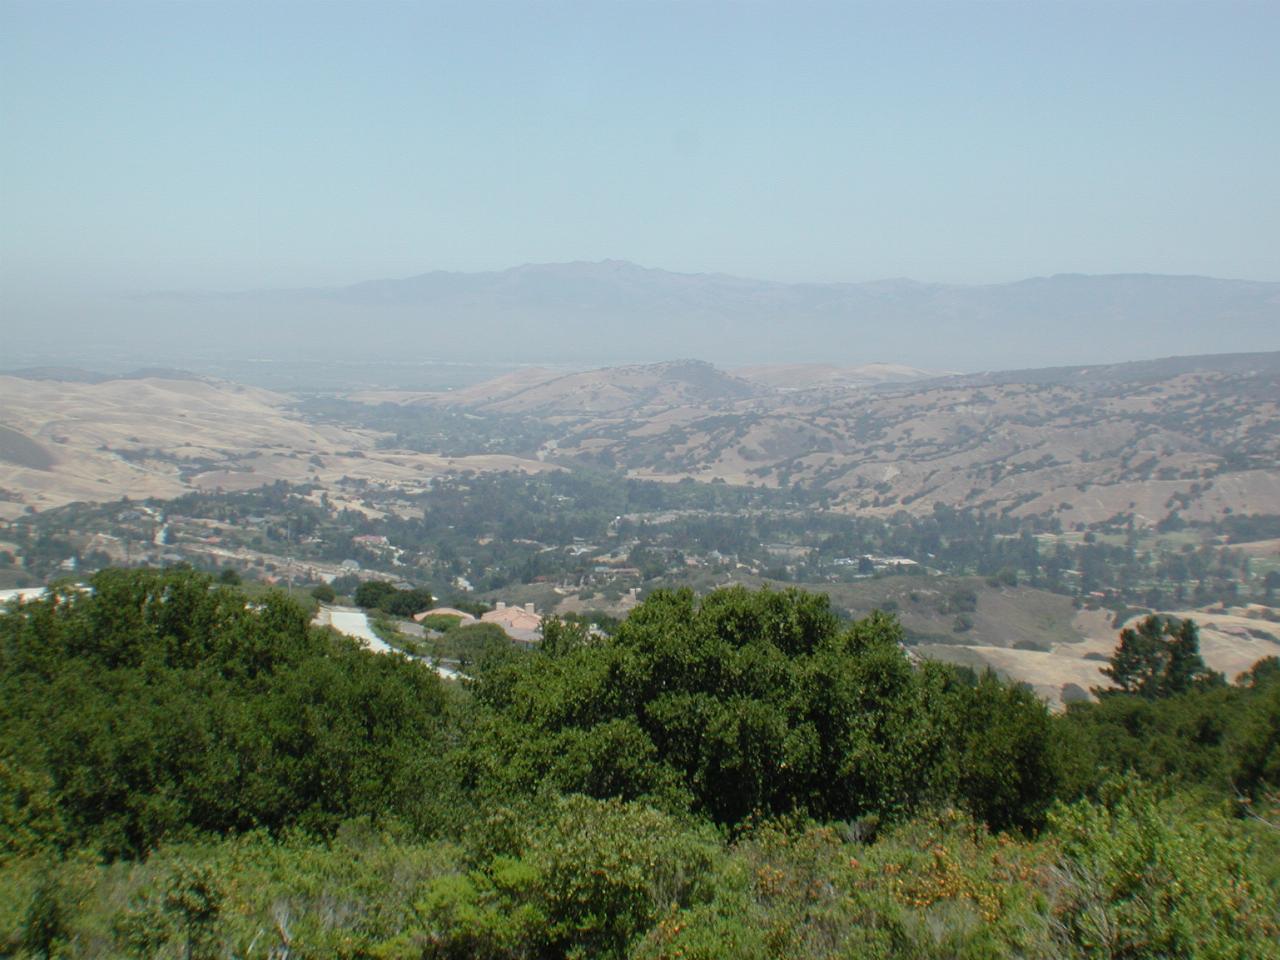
left=382, top=587, right=434, bottom=617
left=465, top=586, right=1051, bottom=831
left=330, top=573, right=361, bottom=596
left=354, top=579, right=395, bottom=609
left=1099, top=615, right=1221, bottom=698
left=0, top=567, right=452, bottom=857
left=1232, top=663, right=1280, bottom=804
left=955, top=672, right=1056, bottom=831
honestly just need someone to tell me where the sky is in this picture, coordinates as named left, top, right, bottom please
left=2, top=0, right=1278, bottom=295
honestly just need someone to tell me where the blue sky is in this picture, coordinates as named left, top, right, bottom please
left=2, top=0, right=1277, bottom=292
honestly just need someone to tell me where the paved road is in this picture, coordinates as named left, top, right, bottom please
left=325, top=606, right=394, bottom=654
left=434, top=662, right=463, bottom=681
left=317, top=605, right=465, bottom=681
left=0, top=587, right=49, bottom=604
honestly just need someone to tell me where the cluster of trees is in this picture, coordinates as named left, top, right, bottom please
left=1057, top=650, right=1280, bottom=808
left=1, top=569, right=1277, bottom=956
left=0, top=569, right=454, bottom=859
left=352, top=579, right=434, bottom=617
left=365, top=473, right=1272, bottom=606
left=469, top=587, right=1055, bottom=832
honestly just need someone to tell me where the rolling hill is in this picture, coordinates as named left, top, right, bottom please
left=0, top=374, right=554, bottom=519
left=4, top=351, right=1278, bottom=532
left=408, top=351, right=1280, bottom=527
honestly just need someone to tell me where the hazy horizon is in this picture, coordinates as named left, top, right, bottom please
left=4, top=2, right=1279, bottom=380
left=109, top=259, right=1280, bottom=297
left=3, top=261, right=1277, bottom=385
left=4, top=1, right=1280, bottom=299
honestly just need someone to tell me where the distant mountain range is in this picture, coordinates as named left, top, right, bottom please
left=96, top=261, right=1280, bottom=371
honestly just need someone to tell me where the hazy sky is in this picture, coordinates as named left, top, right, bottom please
left=3, top=0, right=1278, bottom=293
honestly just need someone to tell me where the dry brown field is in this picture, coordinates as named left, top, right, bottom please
left=0, top=375, right=553, bottom=518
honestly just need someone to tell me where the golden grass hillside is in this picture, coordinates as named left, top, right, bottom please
left=0, top=375, right=554, bottom=518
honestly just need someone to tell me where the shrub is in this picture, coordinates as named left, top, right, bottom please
left=1048, top=776, right=1280, bottom=959
left=416, top=796, right=722, bottom=960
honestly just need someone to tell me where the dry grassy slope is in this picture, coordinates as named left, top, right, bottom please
left=347, top=366, right=563, bottom=408
left=731, top=363, right=940, bottom=392
left=920, top=602, right=1280, bottom=710
left=348, top=356, right=1279, bottom=525
left=917, top=602, right=1114, bottom=710
left=815, top=576, right=1083, bottom=649
left=526, top=364, right=1280, bottom=526
left=0, top=375, right=553, bottom=518
left=917, top=644, right=1111, bottom=711
left=0, top=425, right=56, bottom=471
left=397, top=359, right=762, bottom=419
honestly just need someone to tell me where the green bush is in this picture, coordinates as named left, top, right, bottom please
left=634, top=811, right=1059, bottom=960
left=412, top=795, right=721, bottom=960
left=0, top=568, right=453, bottom=857
left=1049, top=776, right=1280, bottom=959
left=417, top=613, right=465, bottom=632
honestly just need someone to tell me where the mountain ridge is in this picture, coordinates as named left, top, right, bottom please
left=48, top=261, right=1280, bottom=372
left=165, top=260, right=1278, bottom=297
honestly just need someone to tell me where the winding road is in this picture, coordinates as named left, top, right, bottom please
left=316, top=604, right=464, bottom=680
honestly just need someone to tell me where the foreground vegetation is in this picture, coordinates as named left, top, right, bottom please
left=2, top=569, right=1278, bottom=957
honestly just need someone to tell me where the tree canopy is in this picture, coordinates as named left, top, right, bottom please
left=467, top=585, right=1057, bottom=831
left=353, top=579, right=434, bottom=617
left=1099, top=614, right=1222, bottom=698
left=0, top=568, right=453, bottom=859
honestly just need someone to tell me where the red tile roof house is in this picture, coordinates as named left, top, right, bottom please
left=481, top=601, right=543, bottom=646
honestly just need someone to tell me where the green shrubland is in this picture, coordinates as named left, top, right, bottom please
left=1, top=569, right=1277, bottom=957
